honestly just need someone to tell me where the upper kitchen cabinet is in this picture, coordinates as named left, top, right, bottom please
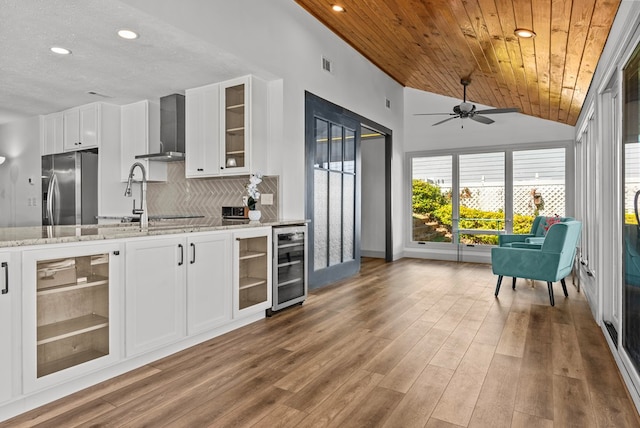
left=40, top=112, right=64, bottom=156
left=39, top=102, right=120, bottom=153
left=220, top=75, right=268, bottom=175
left=120, top=100, right=167, bottom=182
left=185, top=83, right=221, bottom=178
left=63, top=103, right=100, bottom=151
left=185, top=75, right=268, bottom=178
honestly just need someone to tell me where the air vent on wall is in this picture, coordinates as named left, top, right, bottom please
left=322, top=56, right=333, bottom=73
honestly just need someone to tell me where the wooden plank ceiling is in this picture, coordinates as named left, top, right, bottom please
left=294, top=0, right=621, bottom=126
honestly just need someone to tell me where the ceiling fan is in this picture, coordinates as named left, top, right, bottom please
left=416, top=79, right=519, bottom=127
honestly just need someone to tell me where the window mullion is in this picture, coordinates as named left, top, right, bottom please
left=505, top=151, right=514, bottom=233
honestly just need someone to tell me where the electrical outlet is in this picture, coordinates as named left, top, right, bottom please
left=262, top=194, right=273, bottom=205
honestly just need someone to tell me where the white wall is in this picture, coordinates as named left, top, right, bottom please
left=123, top=0, right=406, bottom=257
left=361, top=135, right=386, bottom=257
left=0, top=117, right=41, bottom=227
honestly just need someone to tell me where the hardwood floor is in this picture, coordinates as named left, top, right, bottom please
left=4, top=258, right=640, bottom=427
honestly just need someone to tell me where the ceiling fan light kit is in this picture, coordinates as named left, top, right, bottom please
left=414, top=78, right=519, bottom=127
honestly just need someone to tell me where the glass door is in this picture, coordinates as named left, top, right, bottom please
left=305, top=93, right=361, bottom=289
left=457, top=152, right=505, bottom=245
left=623, top=42, right=640, bottom=372
left=272, top=226, right=307, bottom=311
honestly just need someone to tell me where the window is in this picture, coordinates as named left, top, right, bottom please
left=409, top=144, right=570, bottom=250
left=459, top=152, right=505, bottom=244
left=513, top=148, right=566, bottom=233
left=411, top=155, right=452, bottom=242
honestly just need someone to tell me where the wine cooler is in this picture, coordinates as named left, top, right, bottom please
left=269, top=224, right=307, bottom=315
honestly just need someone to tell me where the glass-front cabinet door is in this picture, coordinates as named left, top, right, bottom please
left=22, top=243, right=122, bottom=392
left=221, top=77, right=249, bottom=174
left=233, top=228, right=272, bottom=317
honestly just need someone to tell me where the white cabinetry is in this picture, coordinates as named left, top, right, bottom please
left=125, top=232, right=233, bottom=354
left=22, top=242, right=122, bottom=393
left=0, top=251, right=19, bottom=405
left=121, top=100, right=167, bottom=182
left=41, top=102, right=119, bottom=154
left=63, top=103, right=100, bottom=151
left=125, top=236, right=186, bottom=357
left=233, top=227, right=272, bottom=318
left=185, top=83, right=221, bottom=177
left=185, top=75, right=267, bottom=178
left=187, top=232, right=232, bottom=334
left=40, top=112, right=64, bottom=155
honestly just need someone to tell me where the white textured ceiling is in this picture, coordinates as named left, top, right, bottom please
left=0, top=0, right=263, bottom=124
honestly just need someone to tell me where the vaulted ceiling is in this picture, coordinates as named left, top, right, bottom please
left=294, top=0, right=621, bottom=126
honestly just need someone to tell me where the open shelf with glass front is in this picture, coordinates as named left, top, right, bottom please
left=223, top=83, right=246, bottom=170
left=237, top=236, right=268, bottom=310
left=36, top=253, right=109, bottom=378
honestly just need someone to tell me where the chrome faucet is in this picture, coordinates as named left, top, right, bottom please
left=124, top=162, right=148, bottom=228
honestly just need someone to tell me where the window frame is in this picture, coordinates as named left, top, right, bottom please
left=406, top=141, right=575, bottom=255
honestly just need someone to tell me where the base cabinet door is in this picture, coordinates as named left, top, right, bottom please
left=187, top=232, right=232, bottom=334
left=0, top=252, right=18, bottom=404
left=125, top=236, right=186, bottom=356
left=22, top=243, right=122, bottom=393
left=233, top=227, right=272, bottom=318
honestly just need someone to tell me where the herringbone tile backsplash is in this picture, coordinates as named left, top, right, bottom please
left=146, top=162, right=279, bottom=221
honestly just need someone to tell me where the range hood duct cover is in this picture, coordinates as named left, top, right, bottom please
left=135, top=93, right=185, bottom=162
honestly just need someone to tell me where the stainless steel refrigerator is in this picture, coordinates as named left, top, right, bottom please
left=42, top=150, right=98, bottom=225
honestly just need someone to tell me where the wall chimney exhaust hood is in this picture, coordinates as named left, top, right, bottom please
left=136, top=93, right=185, bottom=162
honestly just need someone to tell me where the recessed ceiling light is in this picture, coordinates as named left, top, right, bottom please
left=50, top=46, right=71, bottom=55
left=514, top=28, right=536, bottom=39
left=332, top=4, right=345, bottom=12
left=117, top=29, right=139, bottom=40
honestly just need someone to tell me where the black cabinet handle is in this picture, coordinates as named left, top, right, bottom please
left=1, top=261, right=8, bottom=295
left=197, top=168, right=203, bottom=172
left=190, top=243, right=196, bottom=264
left=178, top=244, right=184, bottom=266
left=113, top=250, right=120, bottom=256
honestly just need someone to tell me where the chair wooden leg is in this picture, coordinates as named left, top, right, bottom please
left=512, top=277, right=517, bottom=290
left=495, top=275, right=503, bottom=297
left=547, top=281, right=555, bottom=306
left=561, top=278, right=568, bottom=297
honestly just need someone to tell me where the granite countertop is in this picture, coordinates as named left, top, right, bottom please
left=0, top=218, right=309, bottom=248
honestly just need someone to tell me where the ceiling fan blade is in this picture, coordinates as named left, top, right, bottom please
left=470, top=115, right=494, bottom=124
left=432, top=116, right=460, bottom=126
left=475, top=107, right=520, bottom=115
left=414, top=113, right=456, bottom=116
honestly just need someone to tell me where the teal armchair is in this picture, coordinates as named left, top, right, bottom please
left=499, top=215, right=575, bottom=247
left=491, top=221, right=582, bottom=306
